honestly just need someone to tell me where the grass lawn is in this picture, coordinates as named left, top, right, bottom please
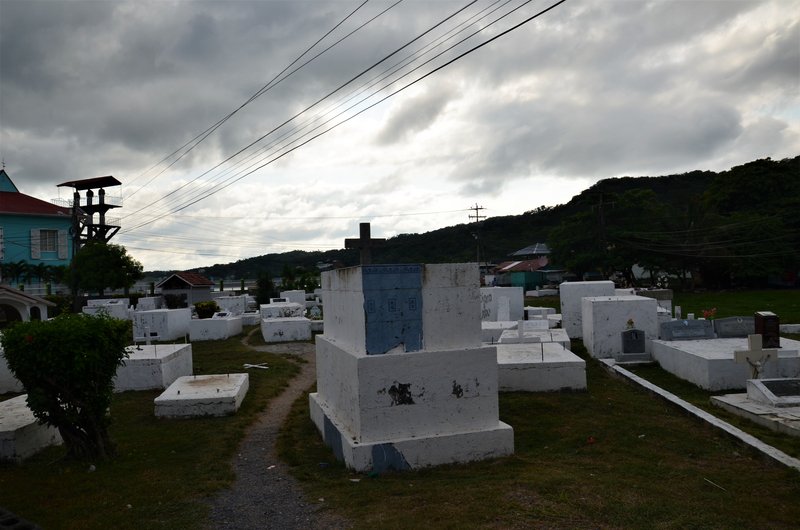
left=0, top=328, right=300, bottom=529
left=279, top=343, right=800, bottom=529
left=670, top=289, right=799, bottom=322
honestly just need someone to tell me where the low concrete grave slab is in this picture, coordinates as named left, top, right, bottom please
left=0, top=395, right=62, bottom=462
left=155, top=373, right=249, bottom=418
left=261, top=317, right=312, bottom=343
left=747, top=378, right=800, bottom=408
left=481, top=321, right=518, bottom=343
left=711, top=393, right=800, bottom=438
left=114, top=344, right=193, bottom=392
left=651, top=337, right=800, bottom=391
left=495, top=342, right=586, bottom=392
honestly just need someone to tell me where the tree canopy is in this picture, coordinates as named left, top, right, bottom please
left=70, top=242, right=144, bottom=296
left=1, top=313, right=130, bottom=460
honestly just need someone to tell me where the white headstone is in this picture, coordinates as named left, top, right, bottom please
left=559, top=281, right=615, bottom=339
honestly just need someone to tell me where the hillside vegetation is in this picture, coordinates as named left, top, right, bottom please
left=161, top=157, right=798, bottom=289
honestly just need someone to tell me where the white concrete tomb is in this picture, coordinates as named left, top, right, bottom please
left=310, top=263, right=514, bottom=472
left=480, top=287, right=524, bottom=322
left=559, top=281, right=615, bottom=339
left=190, top=313, right=243, bottom=342
left=133, top=308, right=191, bottom=342
left=114, top=344, right=193, bottom=392
left=155, top=373, right=249, bottom=418
left=0, top=394, right=63, bottom=462
left=496, top=342, right=586, bottom=392
left=581, top=295, right=658, bottom=359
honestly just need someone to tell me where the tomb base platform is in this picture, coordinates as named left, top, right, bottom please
left=1, top=395, right=62, bottom=462
left=155, top=373, right=248, bottom=418
left=115, top=344, right=193, bottom=392
left=711, top=393, right=800, bottom=438
left=241, top=312, right=261, bottom=326
left=189, top=316, right=243, bottom=341
left=309, top=393, right=513, bottom=472
left=481, top=321, right=518, bottom=343
left=651, top=338, right=800, bottom=391
left=496, top=343, right=586, bottom=392
left=498, top=329, right=570, bottom=348
left=261, top=317, right=312, bottom=343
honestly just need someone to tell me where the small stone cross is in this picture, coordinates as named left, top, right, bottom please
left=734, top=334, right=778, bottom=379
left=345, top=222, right=385, bottom=265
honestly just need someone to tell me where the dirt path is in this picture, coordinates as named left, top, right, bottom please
left=206, top=329, right=350, bottom=529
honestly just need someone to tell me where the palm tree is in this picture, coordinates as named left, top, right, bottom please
left=5, top=261, right=28, bottom=285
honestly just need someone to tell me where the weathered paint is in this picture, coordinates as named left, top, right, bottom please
left=363, top=265, right=423, bottom=354
left=372, top=443, right=410, bottom=472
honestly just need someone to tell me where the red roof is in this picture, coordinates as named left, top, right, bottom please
left=0, top=191, right=72, bottom=216
left=157, top=271, right=214, bottom=288
left=495, top=257, right=549, bottom=273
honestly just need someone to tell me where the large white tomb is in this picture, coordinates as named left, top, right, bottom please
left=0, top=395, right=63, bottom=461
left=133, top=308, right=191, bottom=342
left=260, top=301, right=304, bottom=319
left=280, top=289, right=307, bottom=308
left=114, top=344, right=193, bottom=392
left=480, top=287, right=524, bottom=321
left=651, top=337, right=800, bottom=391
left=83, top=298, right=132, bottom=320
left=310, top=263, right=514, bottom=472
left=496, top=343, right=586, bottom=392
left=261, top=316, right=312, bottom=343
left=581, top=295, right=658, bottom=358
left=190, top=313, right=243, bottom=341
left=155, top=373, right=249, bottom=418
left=214, top=295, right=248, bottom=315
left=136, top=296, right=162, bottom=311
left=559, top=281, right=615, bottom=339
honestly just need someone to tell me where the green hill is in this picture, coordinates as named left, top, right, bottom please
left=155, top=156, right=797, bottom=287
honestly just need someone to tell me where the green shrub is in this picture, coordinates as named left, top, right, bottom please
left=194, top=300, right=220, bottom=319
left=1, top=313, right=130, bottom=460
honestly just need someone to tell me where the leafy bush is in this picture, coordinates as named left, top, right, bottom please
left=194, top=300, right=219, bottom=319
left=1, top=313, right=130, bottom=460
left=164, top=293, right=187, bottom=309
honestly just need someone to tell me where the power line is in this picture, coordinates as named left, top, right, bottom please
left=123, top=0, right=377, bottom=200
left=121, top=0, right=567, bottom=234
left=120, top=0, right=482, bottom=228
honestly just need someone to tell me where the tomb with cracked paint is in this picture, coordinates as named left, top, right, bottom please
left=309, top=263, right=514, bottom=472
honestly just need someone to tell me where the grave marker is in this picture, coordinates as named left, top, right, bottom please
left=345, top=222, right=385, bottom=265
left=659, top=319, right=714, bottom=341
left=714, top=316, right=755, bottom=339
left=734, top=334, right=778, bottom=379
left=755, top=311, right=780, bottom=348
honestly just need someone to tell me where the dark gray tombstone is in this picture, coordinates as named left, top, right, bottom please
left=659, top=319, right=714, bottom=341
left=622, top=329, right=646, bottom=353
left=755, top=311, right=780, bottom=348
left=638, top=289, right=673, bottom=302
left=714, top=316, right=755, bottom=338
left=615, top=328, right=650, bottom=362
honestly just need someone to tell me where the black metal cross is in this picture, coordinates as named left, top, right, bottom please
left=345, top=222, right=385, bottom=265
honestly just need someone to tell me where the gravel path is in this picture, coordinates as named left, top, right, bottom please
left=206, top=330, right=350, bottom=529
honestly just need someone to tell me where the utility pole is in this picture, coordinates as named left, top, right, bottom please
left=469, top=203, right=486, bottom=268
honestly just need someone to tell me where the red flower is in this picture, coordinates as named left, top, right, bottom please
left=25, top=334, right=34, bottom=344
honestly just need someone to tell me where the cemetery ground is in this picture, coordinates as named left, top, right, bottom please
left=0, top=290, right=799, bottom=529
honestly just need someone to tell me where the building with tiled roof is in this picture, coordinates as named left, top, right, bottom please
left=156, top=271, right=214, bottom=306
left=0, top=169, right=73, bottom=276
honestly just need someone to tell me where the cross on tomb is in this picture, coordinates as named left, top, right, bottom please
left=345, top=222, right=385, bottom=265
left=734, top=334, right=779, bottom=379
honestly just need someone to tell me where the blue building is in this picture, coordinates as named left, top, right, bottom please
left=0, top=170, right=73, bottom=278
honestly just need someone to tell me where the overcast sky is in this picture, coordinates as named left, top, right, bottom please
left=1, top=0, right=798, bottom=271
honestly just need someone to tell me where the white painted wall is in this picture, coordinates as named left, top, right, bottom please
left=581, top=296, right=658, bottom=358
left=190, top=316, right=243, bottom=341
left=132, top=308, right=191, bottom=341
left=315, top=335, right=501, bottom=444
left=559, top=281, right=615, bottom=339
left=480, top=287, right=524, bottom=322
